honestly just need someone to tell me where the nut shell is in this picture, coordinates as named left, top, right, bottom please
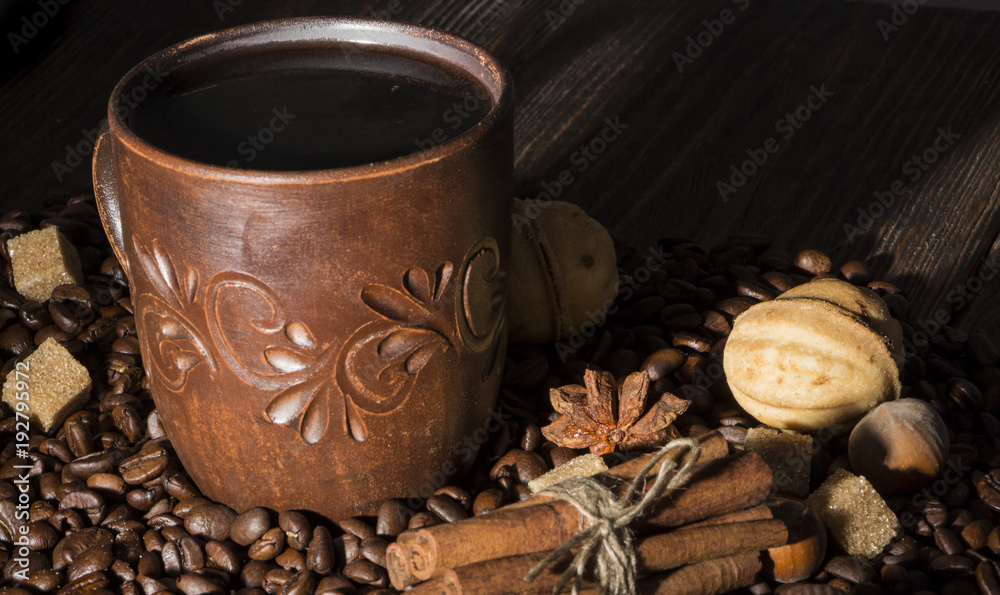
left=763, top=497, right=827, bottom=583
left=779, top=278, right=903, bottom=356
left=724, top=280, right=901, bottom=432
left=848, top=398, right=949, bottom=496
left=508, top=198, right=617, bottom=343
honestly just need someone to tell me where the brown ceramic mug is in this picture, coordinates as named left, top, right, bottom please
left=92, top=17, right=512, bottom=519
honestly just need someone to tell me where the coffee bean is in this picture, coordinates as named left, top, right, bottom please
left=137, top=574, right=175, bottom=593
left=232, top=507, right=271, bottom=547
left=20, top=521, right=58, bottom=551
left=0, top=324, right=33, bottom=357
left=628, top=296, right=666, bottom=324
left=18, top=302, right=51, bottom=330
left=658, top=304, right=702, bottom=331
left=110, top=558, right=137, bottom=582
left=934, top=527, right=964, bottom=555
left=923, top=501, right=948, bottom=527
left=305, top=526, right=335, bottom=574
left=239, top=560, right=274, bottom=589
left=112, top=404, right=143, bottom=443
left=639, top=347, right=685, bottom=382
left=78, top=317, right=118, bottom=345
left=473, top=488, right=504, bottom=516
left=375, top=499, right=411, bottom=537
left=968, top=333, right=1000, bottom=368
left=23, top=568, right=60, bottom=591
left=249, top=527, right=285, bottom=561
left=64, top=420, right=94, bottom=458
left=59, top=489, right=106, bottom=524
left=185, top=504, right=237, bottom=542
left=177, top=571, right=225, bottom=595
left=670, top=331, right=711, bottom=353
left=261, top=567, right=294, bottom=594
left=949, top=378, right=983, bottom=411
left=147, top=513, right=184, bottom=530
left=203, top=540, right=240, bottom=575
left=761, top=270, right=794, bottom=293
left=336, top=518, right=374, bottom=540
left=519, top=423, right=543, bottom=451
left=928, top=554, right=974, bottom=574
left=115, top=530, right=145, bottom=566
left=773, top=584, right=842, bottom=594
left=434, top=486, right=472, bottom=511
left=162, top=473, right=200, bottom=500
left=716, top=424, right=747, bottom=446
left=360, top=536, right=388, bottom=567
left=277, top=511, right=311, bottom=550
left=961, top=518, right=993, bottom=550
left=824, top=555, right=876, bottom=584
left=976, top=471, right=1000, bottom=513
left=881, top=563, right=908, bottom=582
left=86, top=472, right=127, bottom=498
left=162, top=541, right=184, bottom=577
left=119, top=443, right=168, bottom=485
left=736, top=279, right=776, bottom=301
left=177, top=535, right=205, bottom=572
left=425, top=495, right=469, bottom=524
left=65, top=543, right=114, bottom=582
left=173, top=498, right=213, bottom=519
left=978, top=561, right=1000, bottom=595
left=333, top=533, right=360, bottom=565
left=59, top=570, right=110, bottom=593
left=112, top=335, right=142, bottom=356
left=126, top=484, right=166, bottom=512
left=274, top=548, right=306, bottom=572
left=314, top=575, right=355, bottom=594
left=342, top=559, right=388, bottom=586
left=48, top=300, right=86, bottom=335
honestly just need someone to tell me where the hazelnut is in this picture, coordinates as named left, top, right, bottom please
left=507, top=198, right=618, bottom=343
left=724, top=278, right=902, bottom=432
left=848, top=398, right=950, bottom=496
left=763, top=497, right=827, bottom=583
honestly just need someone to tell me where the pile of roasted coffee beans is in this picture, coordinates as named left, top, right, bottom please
left=0, top=194, right=999, bottom=594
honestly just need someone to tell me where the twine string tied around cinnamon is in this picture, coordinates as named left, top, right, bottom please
left=523, top=436, right=703, bottom=595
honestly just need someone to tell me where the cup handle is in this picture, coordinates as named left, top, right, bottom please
left=93, top=132, right=129, bottom=276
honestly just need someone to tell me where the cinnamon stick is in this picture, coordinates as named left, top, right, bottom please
left=682, top=504, right=773, bottom=529
left=639, top=449, right=774, bottom=531
left=633, top=551, right=764, bottom=595
left=386, top=446, right=771, bottom=590
left=405, top=518, right=786, bottom=595
left=388, top=433, right=726, bottom=589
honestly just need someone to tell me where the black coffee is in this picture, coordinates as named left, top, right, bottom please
left=127, top=42, right=492, bottom=170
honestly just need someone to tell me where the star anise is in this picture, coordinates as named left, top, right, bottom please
left=541, top=369, right=690, bottom=455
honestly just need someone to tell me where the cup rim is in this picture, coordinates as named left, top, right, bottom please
left=105, top=16, right=513, bottom=183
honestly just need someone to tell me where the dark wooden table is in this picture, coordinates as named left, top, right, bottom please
left=2, top=0, right=999, bottom=339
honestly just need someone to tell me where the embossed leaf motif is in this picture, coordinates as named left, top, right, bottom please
left=337, top=264, right=456, bottom=424
left=138, top=233, right=506, bottom=447
left=133, top=236, right=215, bottom=391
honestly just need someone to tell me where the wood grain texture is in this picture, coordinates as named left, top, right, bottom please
left=1, top=0, right=999, bottom=338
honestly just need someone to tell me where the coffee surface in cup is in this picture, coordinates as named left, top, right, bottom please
left=127, top=42, right=492, bottom=170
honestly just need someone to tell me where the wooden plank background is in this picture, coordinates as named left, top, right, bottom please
left=1, top=0, right=999, bottom=339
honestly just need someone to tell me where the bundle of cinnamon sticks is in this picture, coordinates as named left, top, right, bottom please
left=386, top=431, right=791, bottom=594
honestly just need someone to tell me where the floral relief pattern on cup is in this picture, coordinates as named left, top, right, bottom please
left=133, top=237, right=217, bottom=391
left=132, top=234, right=507, bottom=445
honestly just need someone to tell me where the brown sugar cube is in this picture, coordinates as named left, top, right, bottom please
left=2, top=338, right=91, bottom=432
left=6, top=226, right=84, bottom=302
left=806, top=468, right=900, bottom=559
left=744, top=427, right=812, bottom=498
left=528, top=453, right=608, bottom=494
